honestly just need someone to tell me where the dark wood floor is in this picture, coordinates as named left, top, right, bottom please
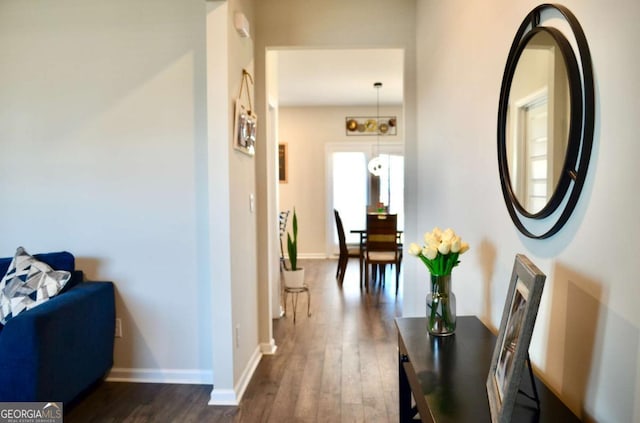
left=65, top=259, right=403, bottom=422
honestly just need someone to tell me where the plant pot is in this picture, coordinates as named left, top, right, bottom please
left=283, top=268, right=305, bottom=288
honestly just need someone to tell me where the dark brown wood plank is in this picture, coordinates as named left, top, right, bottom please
left=65, top=259, right=402, bottom=422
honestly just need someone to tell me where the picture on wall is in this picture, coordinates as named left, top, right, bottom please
left=233, top=69, right=257, bottom=156
left=233, top=100, right=257, bottom=156
left=486, top=254, right=546, bottom=423
left=345, top=116, right=397, bottom=136
left=278, top=143, right=287, bottom=183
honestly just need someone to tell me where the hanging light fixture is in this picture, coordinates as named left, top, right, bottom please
left=367, top=82, right=387, bottom=176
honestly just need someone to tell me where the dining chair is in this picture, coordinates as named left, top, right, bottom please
left=364, top=213, right=402, bottom=294
left=334, top=209, right=361, bottom=286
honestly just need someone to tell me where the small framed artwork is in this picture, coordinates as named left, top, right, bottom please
left=278, top=143, right=287, bottom=183
left=486, top=254, right=546, bottom=423
left=233, top=100, right=257, bottom=156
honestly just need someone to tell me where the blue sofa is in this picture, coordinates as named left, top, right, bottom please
left=0, top=251, right=115, bottom=404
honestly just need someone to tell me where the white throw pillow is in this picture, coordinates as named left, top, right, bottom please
left=0, top=247, right=71, bottom=325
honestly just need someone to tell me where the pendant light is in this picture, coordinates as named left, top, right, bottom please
left=367, top=82, right=386, bottom=176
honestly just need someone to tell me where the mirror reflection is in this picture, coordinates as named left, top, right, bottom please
left=506, top=30, right=570, bottom=214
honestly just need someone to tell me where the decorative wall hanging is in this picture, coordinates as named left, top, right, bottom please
left=234, top=69, right=257, bottom=156
left=345, top=116, right=397, bottom=136
left=278, top=143, right=288, bottom=183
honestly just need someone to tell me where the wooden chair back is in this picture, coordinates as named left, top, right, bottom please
left=365, top=214, right=398, bottom=253
left=334, top=209, right=348, bottom=255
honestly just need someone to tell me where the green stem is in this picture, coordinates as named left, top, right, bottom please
left=428, top=274, right=455, bottom=334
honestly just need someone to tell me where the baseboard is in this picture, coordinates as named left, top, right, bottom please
left=234, top=345, right=262, bottom=402
left=106, top=347, right=264, bottom=406
left=208, top=388, right=238, bottom=405
left=260, top=338, right=277, bottom=355
left=106, top=368, right=212, bottom=384
left=209, top=345, right=262, bottom=406
left=297, top=253, right=328, bottom=260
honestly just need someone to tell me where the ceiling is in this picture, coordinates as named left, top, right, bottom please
left=276, top=48, right=404, bottom=107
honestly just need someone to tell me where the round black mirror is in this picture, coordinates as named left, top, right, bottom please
left=498, top=4, right=594, bottom=239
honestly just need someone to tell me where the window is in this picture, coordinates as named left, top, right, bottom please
left=327, top=143, right=404, bottom=255
left=332, top=152, right=368, bottom=245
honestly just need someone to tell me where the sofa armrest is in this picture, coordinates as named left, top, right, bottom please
left=0, top=281, right=115, bottom=403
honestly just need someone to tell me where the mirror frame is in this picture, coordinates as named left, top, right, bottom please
left=497, top=3, right=594, bottom=239
left=502, top=27, right=582, bottom=218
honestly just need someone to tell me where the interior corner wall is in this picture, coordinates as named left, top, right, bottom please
left=416, top=1, right=640, bottom=421
left=206, top=0, right=234, bottom=400
left=0, top=0, right=213, bottom=383
left=265, top=51, right=282, bottom=321
left=223, top=0, right=260, bottom=399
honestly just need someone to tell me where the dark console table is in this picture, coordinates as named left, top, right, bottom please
left=396, top=316, right=580, bottom=422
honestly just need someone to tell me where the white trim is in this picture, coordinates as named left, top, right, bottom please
left=260, top=338, right=278, bottom=355
left=296, top=253, right=328, bottom=259
left=208, top=389, right=238, bottom=406
left=106, top=368, right=212, bottom=385
left=284, top=253, right=328, bottom=260
left=106, top=346, right=266, bottom=407
left=209, top=345, right=262, bottom=406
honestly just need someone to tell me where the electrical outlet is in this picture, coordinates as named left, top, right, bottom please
left=115, top=318, right=123, bottom=338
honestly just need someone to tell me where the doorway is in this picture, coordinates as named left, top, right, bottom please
left=267, top=47, right=405, bottom=320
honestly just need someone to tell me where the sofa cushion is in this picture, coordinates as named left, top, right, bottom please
left=0, top=247, right=71, bottom=325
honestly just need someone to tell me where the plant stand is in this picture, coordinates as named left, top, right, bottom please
left=283, top=285, right=311, bottom=324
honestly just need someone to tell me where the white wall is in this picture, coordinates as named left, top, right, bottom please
left=415, top=1, right=640, bottom=421
left=0, top=0, right=211, bottom=379
left=278, top=105, right=404, bottom=256
left=0, top=0, right=261, bottom=403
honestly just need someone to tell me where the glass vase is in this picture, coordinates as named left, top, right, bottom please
left=426, top=274, right=456, bottom=336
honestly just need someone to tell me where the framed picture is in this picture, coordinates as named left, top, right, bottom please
left=345, top=116, right=397, bottom=136
left=233, top=100, right=257, bottom=156
left=278, top=143, right=287, bottom=183
left=486, top=254, right=546, bottom=423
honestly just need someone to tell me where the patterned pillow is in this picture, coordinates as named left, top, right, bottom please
left=0, top=247, right=71, bottom=325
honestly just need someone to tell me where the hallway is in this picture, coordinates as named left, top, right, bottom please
left=238, top=258, right=402, bottom=422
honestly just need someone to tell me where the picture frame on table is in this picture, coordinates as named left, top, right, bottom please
left=486, top=254, right=546, bottom=423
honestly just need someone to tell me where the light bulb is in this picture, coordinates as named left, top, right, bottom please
left=367, top=156, right=387, bottom=176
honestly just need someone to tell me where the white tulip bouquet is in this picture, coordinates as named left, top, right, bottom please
left=409, top=227, right=469, bottom=276
left=409, top=227, right=469, bottom=335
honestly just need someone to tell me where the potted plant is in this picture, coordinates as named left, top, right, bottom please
left=283, top=209, right=304, bottom=288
